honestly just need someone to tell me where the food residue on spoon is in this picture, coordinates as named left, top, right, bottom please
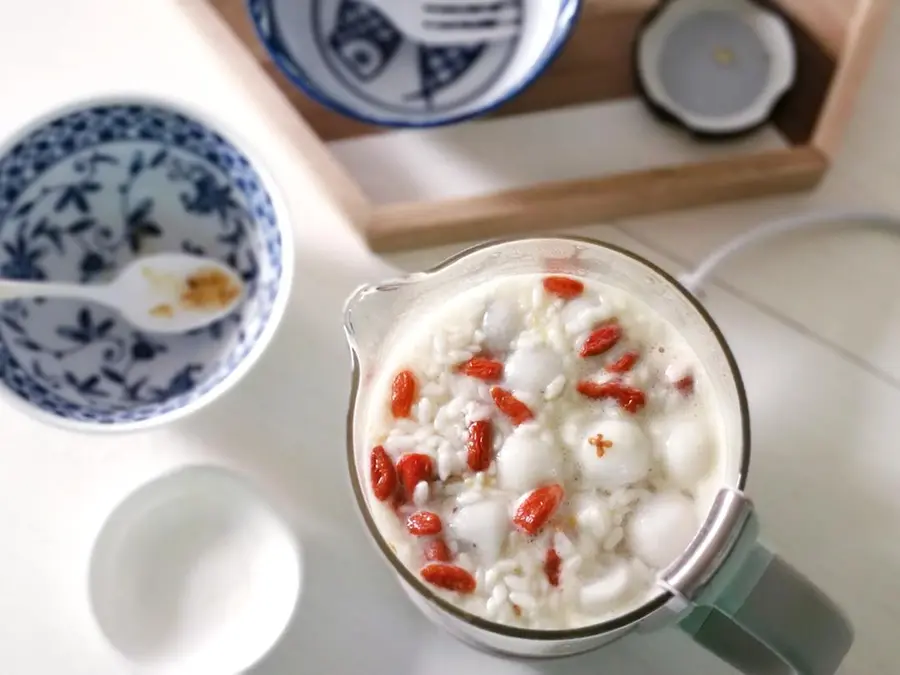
left=150, top=304, right=174, bottom=318
left=180, top=268, right=241, bottom=312
left=142, top=264, right=241, bottom=319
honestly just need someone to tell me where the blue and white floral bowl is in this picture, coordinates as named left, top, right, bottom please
left=247, top=0, right=582, bottom=127
left=0, top=98, right=293, bottom=431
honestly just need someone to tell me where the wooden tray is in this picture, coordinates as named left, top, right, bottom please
left=209, top=0, right=889, bottom=251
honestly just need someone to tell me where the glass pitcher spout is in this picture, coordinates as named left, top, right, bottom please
left=342, top=240, right=518, bottom=376
left=343, top=272, right=430, bottom=364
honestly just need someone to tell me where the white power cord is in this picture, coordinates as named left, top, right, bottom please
left=677, top=210, right=900, bottom=297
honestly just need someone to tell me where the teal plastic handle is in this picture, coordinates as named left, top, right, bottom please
left=679, top=541, right=853, bottom=674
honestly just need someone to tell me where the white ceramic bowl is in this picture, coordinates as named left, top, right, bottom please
left=0, top=97, right=294, bottom=431
left=635, top=0, right=797, bottom=136
left=247, top=0, right=582, bottom=127
left=88, top=466, right=301, bottom=674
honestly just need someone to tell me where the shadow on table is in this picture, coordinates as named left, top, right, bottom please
left=698, top=288, right=899, bottom=674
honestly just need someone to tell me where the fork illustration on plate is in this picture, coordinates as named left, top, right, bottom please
left=364, top=0, right=521, bottom=46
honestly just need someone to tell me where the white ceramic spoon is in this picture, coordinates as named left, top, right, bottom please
left=0, top=253, right=245, bottom=334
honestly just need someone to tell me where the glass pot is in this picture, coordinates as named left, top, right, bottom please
left=343, top=237, right=851, bottom=674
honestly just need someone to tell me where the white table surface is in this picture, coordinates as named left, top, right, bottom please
left=2, top=1, right=899, bottom=673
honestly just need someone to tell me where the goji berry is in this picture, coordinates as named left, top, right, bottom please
left=513, top=484, right=564, bottom=536
left=580, top=322, right=623, bottom=357
left=674, top=374, right=695, bottom=396
left=576, top=381, right=604, bottom=398
left=490, top=387, right=534, bottom=426
left=544, top=548, right=562, bottom=587
left=606, top=350, right=639, bottom=373
left=456, top=357, right=504, bottom=382
left=466, top=420, right=493, bottom=472
left=424, top=538, right=453, bottom=562
left=576, top=380, right=646, bottom=414
left=396, top=453, right=434, bottom=498
left=421, top=563, right=477, bottom=594
left=369, top=445, right=396, bottom=502
left=543, top=276, right=584, bottom=300
left=391, top=369, right=417, bottom=418
left=407, top=511, right=443, bottom=536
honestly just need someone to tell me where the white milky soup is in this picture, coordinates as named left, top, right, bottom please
left=364, top=274, right=725, bottom=629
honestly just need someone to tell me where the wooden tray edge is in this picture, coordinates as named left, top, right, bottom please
left=364, top=148, right=829, bottom=251
left=812, top=0, right=893, bottom=159
left=195, top=0, right=881, bottom=252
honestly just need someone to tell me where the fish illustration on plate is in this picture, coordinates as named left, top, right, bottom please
left=328, top=0, right=402, bottom=82
left=405, top=44, right=487, bottom=109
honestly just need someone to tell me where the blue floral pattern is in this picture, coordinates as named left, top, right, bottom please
left=316, top=0, right=519, bottom=116
left=247, top=0, right=523, bottom=123
left=0, top=103, right=286, bottom=424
